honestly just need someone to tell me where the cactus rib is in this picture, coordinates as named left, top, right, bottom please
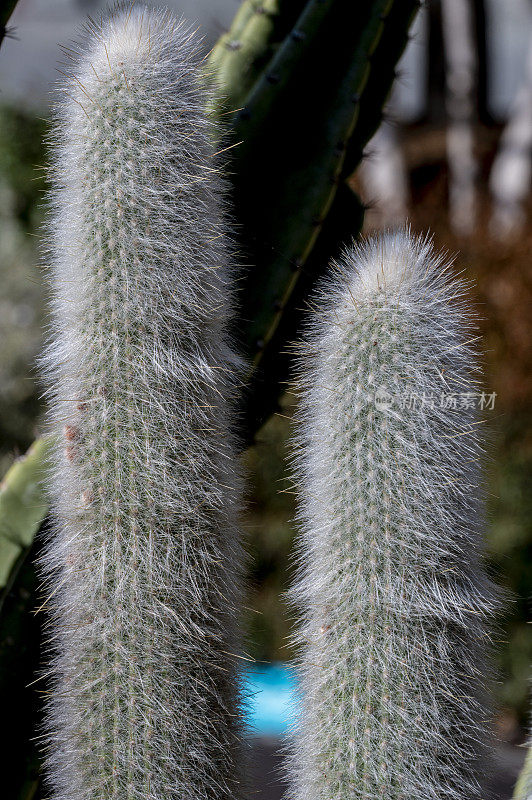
left=208, top=0, right=263, bottom=75
left=341, top=0, right=421, bottom=180
left=288, top=230, right=499, bottom=800
left=232, top=0, right=335, bottom=144
left=41, top=8, right=245, bottom=800
left=246, top=182, right=365, bottom=435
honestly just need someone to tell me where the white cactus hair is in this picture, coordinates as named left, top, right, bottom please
left=40, top=5, right=245, bottom=800
left=287, top=228, right=500, bottom=800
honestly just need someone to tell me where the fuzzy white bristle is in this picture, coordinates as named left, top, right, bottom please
left=339, top=229, right=437, bottom=297
left=40, top=7, right=245, bottom=800
left=287, top=228, right=499, bottom=800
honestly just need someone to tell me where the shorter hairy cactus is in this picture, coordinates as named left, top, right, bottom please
left=288, top=230, right=499, bottom=800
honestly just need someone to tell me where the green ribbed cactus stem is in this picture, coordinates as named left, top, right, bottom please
left=208, top=0, right=281, bottom=112
left=232, top=0, right=334, bottom=146
left=514, top=744, right=532, bottom=800
left=41, top=8, right=244, bottom=800
left=208, top=0, right=261, bottom=73
left=232, top=0, right=419, bottom=435
left=288, top=230, right=499, bottom=799
left=341, top=0, right=421, bottom=180
left=0, top=437, right=51, bottom=600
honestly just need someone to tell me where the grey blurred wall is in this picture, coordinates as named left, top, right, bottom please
left=1, top=0, right=531, bottom=118
left=0, top=0, right=238, bottom=110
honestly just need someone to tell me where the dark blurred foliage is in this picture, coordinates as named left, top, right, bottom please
left=0, top=105, right=46, bottom=471
left=243, top=399, right=296, bottom=663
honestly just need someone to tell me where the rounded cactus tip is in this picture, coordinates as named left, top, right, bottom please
left=332, top=227, right=452, bottom=300
left=58, top=5, right=208, bottom=111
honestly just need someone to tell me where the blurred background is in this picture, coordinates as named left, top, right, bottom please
left=1, top=0, right=532, bottom=798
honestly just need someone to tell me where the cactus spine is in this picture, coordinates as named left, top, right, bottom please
left=288, top=230, right=498, bottom=799
left=41, top=8, right=244, bottom=800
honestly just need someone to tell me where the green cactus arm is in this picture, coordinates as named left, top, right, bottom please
left=231, top=0, right=422, bottom=435
left=514, top=745, right=532, bottom=800
left=230, top=0, right=336, bottom=145
left=208, top=0, right=281, bottom=112
left=237, top=0, right=418, bottom=436
left=0, top=530, right=44, bottom=800
left=208, top=0, right=263, bottom=75
left=243, top=182, right=365, bottom=434
left=341, top=0, right=421, bottom=180
left=234, top=0, right=391, bottom=355
left=0, top=437, right=51, bottom=599
left=208, top=0, right=310, bottom=117
left=217, top=0, right=280, bottom=105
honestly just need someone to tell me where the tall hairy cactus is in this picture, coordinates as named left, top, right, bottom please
left=288, top=230, right=499, bottom=799
left=41, top=8, right=244, bottom=800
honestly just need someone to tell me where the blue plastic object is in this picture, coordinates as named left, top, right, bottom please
left=242, top=662, right=296, bottom=737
